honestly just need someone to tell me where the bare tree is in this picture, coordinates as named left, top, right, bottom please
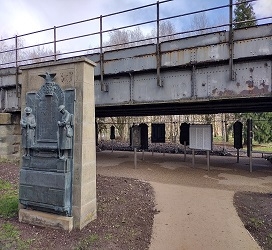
left=104, top=26, right=146, bottom=51
left=130, top=27, right=146, bottom=44
left=105, top=20, right=177, bottom=52
left=190, top=12, right=228, bottom=36
left=96, top=118, right=107, bottom=140
left=159, top=21, right=177, bottom=41
left=110, top=117, right=129, bottom=141
left=149, top=20, right=177, bottom=42
left=0, top=39, right=11, bottom=67
left=25, top=45, right=58, bottom=64
left=105, top=30, right=130, bottom=49
left=190, top=12, right=211, bottom=35
left=0, top=38, right=59, bottom=68
left=0, top=37, right=26, bottom=67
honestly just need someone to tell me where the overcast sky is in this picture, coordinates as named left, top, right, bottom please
left=1, top=0, right=271, bottom=53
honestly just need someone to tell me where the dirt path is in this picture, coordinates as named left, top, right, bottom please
left=97, top=151, right=272, bottom=250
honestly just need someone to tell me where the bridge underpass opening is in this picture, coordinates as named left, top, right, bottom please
left=95, top=112, right=272, bottom=173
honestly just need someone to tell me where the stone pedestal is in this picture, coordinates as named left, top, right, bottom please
left=20, top=57, right=97, bottom=230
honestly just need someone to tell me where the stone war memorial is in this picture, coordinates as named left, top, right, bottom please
left=18, top=57, right=97, bottom=231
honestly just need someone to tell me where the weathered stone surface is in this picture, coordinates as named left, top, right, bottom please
left=0, top=113, right=11, bottom=124
left=19, top=209, right=73, bottom=231
left=0, top=122, right=21, bottom=159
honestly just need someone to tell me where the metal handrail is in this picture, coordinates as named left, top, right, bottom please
left=0, top=0, right=271, bottom=69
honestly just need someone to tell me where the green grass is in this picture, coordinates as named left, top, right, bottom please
left=252, top=144, right=272, bottom=153
left=213, top=136, right=234, bottom=143
left=0, top=194, right=18, bottom=218
left=1, top=222, right=20, bottom=239
left=268, top=233, right=272, bottom=246
left=0, top=180, right=13, bottom=191
left=0, top=181, right=33, bottom=249
left=213, top=137, right=272, bottom=152
left=0, top=180, right=18, bottom=218
left=0, top=223, right=32, bottom=250
left=0, top=157, right=19, bottom=164
left=249, top=217, right=264, bottom=228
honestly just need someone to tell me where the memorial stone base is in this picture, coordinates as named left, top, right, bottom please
left=19, top=209, right=73, bottom=231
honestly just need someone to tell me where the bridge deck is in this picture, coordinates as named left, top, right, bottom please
left=0, top=24, right=272, bottom=116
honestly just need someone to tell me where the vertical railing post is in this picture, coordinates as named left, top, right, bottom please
left=100, top=15, right=107, bottom=92
left=156, top=1, right=162, bottom=87
left=191, top=65, right=196, bottom=98
left=15, top=35, right=18, bottom=67
left=229, top=0, right=234, bottom=81
left=54, top=26, right=57, bottom=61
left=15, top=35, right=19, bottom=97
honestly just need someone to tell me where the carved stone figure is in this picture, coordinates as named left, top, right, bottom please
left=20, top=107, right=36, bottom=156
left=57, top=105, right=73, bottom=158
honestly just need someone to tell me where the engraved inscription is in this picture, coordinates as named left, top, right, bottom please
left=37, top=96, right=58, bottom=142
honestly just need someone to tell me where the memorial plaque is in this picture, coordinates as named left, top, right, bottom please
left=151, top=123, right=165, bottom=143
left=131, top=125, right=141, bottom=148
left=233, top=121, right=243, bottom=149
left=19, top=72, right=75, bottom=216
left=110, top=125, right=115, bottom=140
left=139, top=123, right=148, bottom=150
left=189, top=124, right=212, bottom=151
left=180, top=122, right=190, bottom=145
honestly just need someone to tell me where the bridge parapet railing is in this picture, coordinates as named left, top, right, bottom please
left=0, top=0, right=271, bottom=93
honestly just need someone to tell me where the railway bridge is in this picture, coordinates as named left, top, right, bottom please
left=1, top=23, right=272, bottom=117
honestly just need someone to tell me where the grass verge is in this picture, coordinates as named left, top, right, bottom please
left=0, top=222, right=32, bottom=250
left=0, top=180, right=18, bottom=218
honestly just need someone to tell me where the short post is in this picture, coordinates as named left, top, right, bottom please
left=207, top=150, right=210, bottom=171
left=53, top=26, right=57, bottom=61
left=134, top=147, right=137, bottom=169
left=184, top=141, right=187, bottom=162
left=111, top=139, right=113, bottom=153
left=192, top=149, right=195, bottom=167
left=237, top=148, right=239, bottom=163
left=247, top=118, right=253, bottom=173
left=249, top=150, right=252, bottom=173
